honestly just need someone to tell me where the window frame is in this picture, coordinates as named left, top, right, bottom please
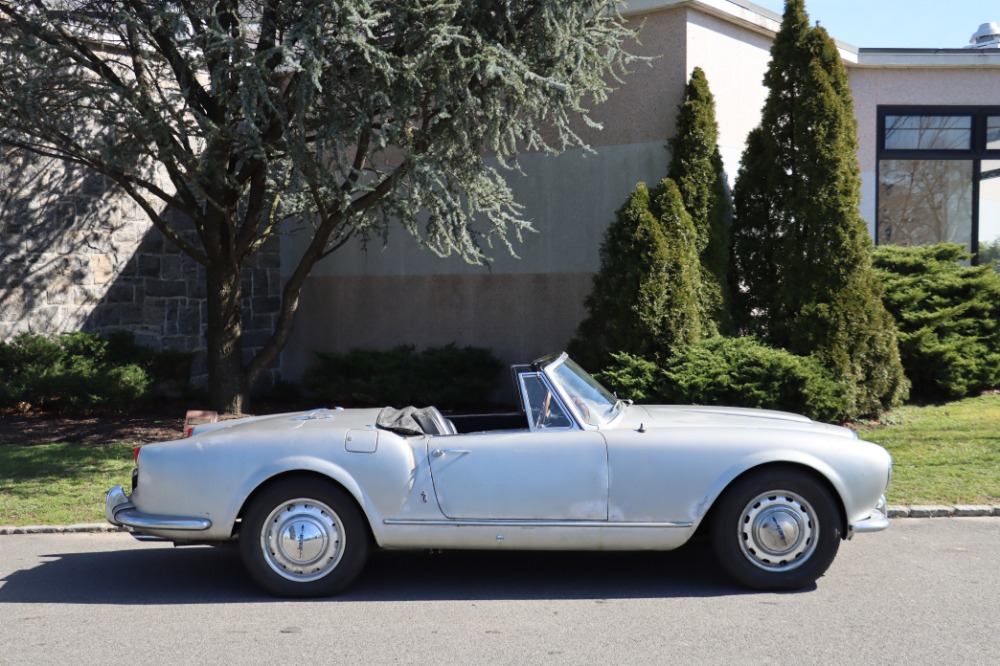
left=877, top=105, right=1000, bottom=263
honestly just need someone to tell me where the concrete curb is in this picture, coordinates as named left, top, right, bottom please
left=0, top=523, right=129, bottom=535
left=3, top=506, right=1000, bottom=535
left=886, top=505, right=1000, bottom=518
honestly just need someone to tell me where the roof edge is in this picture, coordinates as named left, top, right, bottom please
left=621, top=0, right=859, bottom=58
left=853, top=48, right=1000, bottom=69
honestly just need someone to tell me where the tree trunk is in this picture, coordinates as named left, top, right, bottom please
left=204, top=261, right=248, bottom=414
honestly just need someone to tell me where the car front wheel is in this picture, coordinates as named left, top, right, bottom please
left=710, top=467, right=841, bottom=591
left=239, top=478, right=369, bottom=598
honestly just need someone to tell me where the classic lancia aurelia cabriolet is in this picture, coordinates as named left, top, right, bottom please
left=106, top=352, right=891, bottom=597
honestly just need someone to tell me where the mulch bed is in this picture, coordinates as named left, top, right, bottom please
left=0, top=397, right=321, bottom=446
left=0, top=409, right=185, bottom=446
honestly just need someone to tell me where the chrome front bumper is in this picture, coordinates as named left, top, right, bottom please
left=848, top=495, right=890, bottom=538
left=105, top=485, right=212, bottom=532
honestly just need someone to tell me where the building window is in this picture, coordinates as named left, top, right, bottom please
left=878, top=159, right=973, bottom=246
left=877, top=107, right=1000, bottom=263
left=988, top=117, right=1000, bottom=151
left=982, top=159, right=1000, bottom=264
left=883, top=115, right=971, bottom=151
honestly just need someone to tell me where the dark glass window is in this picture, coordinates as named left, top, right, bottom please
left=877, top=107, right=1000, bottom=263
left=980, top=159, right=1000, bottom=263
left=884, top=115, right=971, bottom=151
left=878, top=159, right=973, bottom=246
left=987, top=117, right=1000, bottom=151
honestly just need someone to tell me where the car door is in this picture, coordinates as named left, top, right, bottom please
left=427, top=428, right=609, bottom=520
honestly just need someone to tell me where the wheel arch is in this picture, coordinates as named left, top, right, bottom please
left=699, top=461, right=848, bottom=541
left=234, top=469, right=375, bottom=543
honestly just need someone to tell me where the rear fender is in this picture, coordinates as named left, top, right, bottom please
left=226, top=456, right=372, bottom=533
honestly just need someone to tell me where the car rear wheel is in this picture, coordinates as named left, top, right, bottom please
left=710, top=467, right=841, bottom=591
left=239, top=478, right=369, bottom=598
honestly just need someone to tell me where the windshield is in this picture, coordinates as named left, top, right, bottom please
left=547, top=356, right=624, bottom=426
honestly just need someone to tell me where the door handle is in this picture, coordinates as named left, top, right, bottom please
left=431, top=449, right=471, bottom=458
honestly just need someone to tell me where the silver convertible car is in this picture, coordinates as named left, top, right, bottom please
left=106, top=352, right=891, bottom=597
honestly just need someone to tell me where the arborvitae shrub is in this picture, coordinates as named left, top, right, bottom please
left=729, top=0, right=907, bottom=418
left=668, top=67, right=732, bottom=332
left=569, top=179, right=713, bottom=371
left=873, top=243, right=1000, bottom=399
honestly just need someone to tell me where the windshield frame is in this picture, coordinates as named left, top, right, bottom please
left=536, top=353, right=626, bottom=427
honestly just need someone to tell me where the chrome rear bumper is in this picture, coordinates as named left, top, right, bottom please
left=105, top=485, right=212, bottom=532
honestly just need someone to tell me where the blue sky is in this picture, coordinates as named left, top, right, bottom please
left=749, top=0, right=996, bottom=49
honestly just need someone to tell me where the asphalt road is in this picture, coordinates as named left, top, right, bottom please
left=1, top=518, right=998, bottom=666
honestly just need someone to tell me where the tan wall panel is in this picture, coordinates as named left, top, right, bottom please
left=685, top=7, right=774, bottom=180
left=583, top=8, right=689, bottom=149
left=281, top=272, right=594, bottom=381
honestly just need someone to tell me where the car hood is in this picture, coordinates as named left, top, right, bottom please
left=617, top=404, right=856, bottom=439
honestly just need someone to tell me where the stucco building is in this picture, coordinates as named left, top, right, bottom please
left=278, top=0, right=1000, bottom=380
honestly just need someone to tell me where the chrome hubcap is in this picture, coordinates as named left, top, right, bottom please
left=262, top=499, right=344, bottom=582
left=738, top=490, right=818, bottom=572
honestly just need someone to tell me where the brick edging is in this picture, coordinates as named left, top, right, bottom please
left=3, top=507, right=1000, bottom=535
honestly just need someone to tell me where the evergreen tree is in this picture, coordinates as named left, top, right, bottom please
left=569, top=179, right=710, bottom=370
left=0, top=0, right=636, bottom=413
left=730, top=0, right=907, bottom=416
left=668, top=67, right=732, bottom=332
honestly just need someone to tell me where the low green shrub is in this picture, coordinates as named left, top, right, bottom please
left=873, top=243, right=1000, bottom=400
left=104, top=330, right=195, bottom=384
left=304, top=344, right=503, bottom=410
left=104, top=364, right=153, bottom=405
left=0, top=331, right=191, bottom=410
left=596, top=337, right=851, bottom=423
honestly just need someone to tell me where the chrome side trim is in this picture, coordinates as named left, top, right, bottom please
left=105, top=485, right=212, bottom=532
left=383, top=518, right=694, bottom=528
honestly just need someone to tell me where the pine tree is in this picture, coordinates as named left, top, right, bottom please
left=569, top=179, right=710, bottom=370
left=668, top=67, right=733, bottom=332
left=730, top=0, right=908, bottom=416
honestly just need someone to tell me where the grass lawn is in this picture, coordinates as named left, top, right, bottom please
left=1, top=395, right=998, bottom=526
left=1, top=442, right=135, bottom=526
left=857, top=393, right=1000, bottom=506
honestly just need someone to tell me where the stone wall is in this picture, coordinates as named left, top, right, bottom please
left=0, top=153, right=281, bottom=389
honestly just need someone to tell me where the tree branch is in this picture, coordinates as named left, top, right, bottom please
left=121, top=0, right=221, bottom=122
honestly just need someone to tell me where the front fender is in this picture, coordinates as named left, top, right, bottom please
left=697, top=443, right=891, bottom=531
left=697, top=451, right=846, bottom=523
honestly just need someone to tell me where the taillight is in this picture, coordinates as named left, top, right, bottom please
left=134, top=446, right=141, bottom=463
